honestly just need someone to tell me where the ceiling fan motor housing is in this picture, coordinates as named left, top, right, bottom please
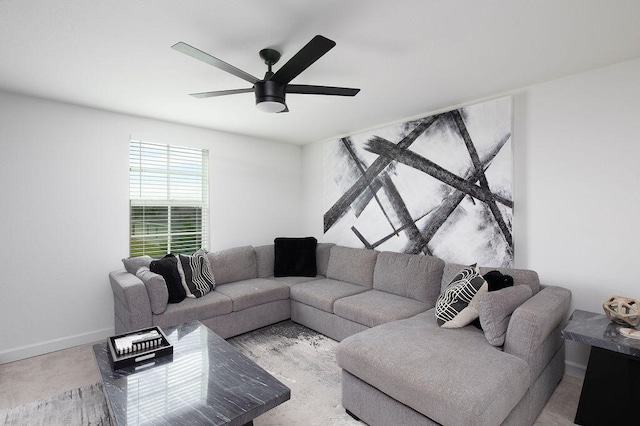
left=255, top=80, right=286, bottom=106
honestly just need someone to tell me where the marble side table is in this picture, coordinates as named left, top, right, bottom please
left=561, top=309, right=640, bottom=426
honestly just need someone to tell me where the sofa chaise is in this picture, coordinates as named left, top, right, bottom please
left=336, top=264, right=570, bottom=425
left=109, top=241, right=571, bottom=425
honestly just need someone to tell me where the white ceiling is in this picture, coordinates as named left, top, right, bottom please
left=1, top=1, right=640, bottom=145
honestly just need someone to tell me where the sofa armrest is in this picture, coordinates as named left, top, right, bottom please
left=109, top=269, right=153, bottom=333
left=504, top=286, right=571, bottom=364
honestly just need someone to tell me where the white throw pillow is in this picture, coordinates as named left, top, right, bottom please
left=436, top=264, right=488, bottom=328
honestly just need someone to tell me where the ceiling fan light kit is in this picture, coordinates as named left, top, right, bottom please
left=256, top=101, right=286, bottom=113
left=171, top=35, right=359, bottom=113
left=254, top=80, right=286, bottom=113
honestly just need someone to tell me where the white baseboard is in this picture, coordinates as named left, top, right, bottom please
left=565, top=360, right=586, bottom=380
left=0, top=327, right=115, bottom=365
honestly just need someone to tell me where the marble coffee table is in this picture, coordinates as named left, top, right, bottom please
left=93, top=320, right=290, bottom=425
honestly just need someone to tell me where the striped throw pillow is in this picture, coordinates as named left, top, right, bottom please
left=176, top=249, right=216, bottom=298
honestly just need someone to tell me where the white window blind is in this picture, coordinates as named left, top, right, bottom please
left=129, top=140, right=209, bottom=257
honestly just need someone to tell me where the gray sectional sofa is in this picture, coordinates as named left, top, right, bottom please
left=110, top=242, right=571, bottom=426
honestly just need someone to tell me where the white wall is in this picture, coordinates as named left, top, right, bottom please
left=0, top=91, right=302, bottom=363
left=513, top=57, right=640, bottom=376
left=302, top=57, right=640, bottom=377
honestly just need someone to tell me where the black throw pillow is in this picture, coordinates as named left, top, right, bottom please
left=274, top=237, right=317, bottom=277
left=150, top=254, right=186, bottom=303
left=483, top=270, right=514, bottom=292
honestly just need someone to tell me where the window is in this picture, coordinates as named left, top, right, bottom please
left=129, top=140, right=209, bottom=257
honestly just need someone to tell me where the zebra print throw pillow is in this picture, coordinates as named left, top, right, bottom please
left=176, top=249, right=216, bottom=298
left=436, top=265, right=488, bottom=328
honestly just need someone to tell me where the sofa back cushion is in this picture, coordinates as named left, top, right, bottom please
left=441, top=263, right=540, bottom=295
left=254, top=244, right=275, bottom=278
left=207, top=246, right=257, bottom=285
left=374, top=252, right=445, bottom=305
left=326, top=246, right=378, bottom=287
left=316, top=243, right=335, bottom=276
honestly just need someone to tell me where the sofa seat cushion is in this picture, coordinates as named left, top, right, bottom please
left=152, top=291, right=232, bottom=327
left=336, top=309, right=531, bottom=426
left=334, top=289, right=429, bottom=328
left=290, top=278, right=369, bottom=313
left=267, top=275, right=324, bottom=287
left=214, top=278, right=290, bottom=312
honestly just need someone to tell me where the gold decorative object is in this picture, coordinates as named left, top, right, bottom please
left=603, top=296, right=640, bottom=327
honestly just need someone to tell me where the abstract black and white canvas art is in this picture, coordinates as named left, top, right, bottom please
left=323, top=96, right=513, bottom=266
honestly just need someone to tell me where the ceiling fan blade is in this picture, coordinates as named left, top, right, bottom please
left=189, top=88, right=254, bottom=98
left=172, top=42, right=260, bottom=84
left=287, top=85, right=360, bottom=96
left=270, top=35, right=336, bottom=85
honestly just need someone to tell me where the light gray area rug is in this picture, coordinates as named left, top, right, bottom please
left=0, top=381, right=110, bottom=425
left=227, top=321, right=362, bottom=425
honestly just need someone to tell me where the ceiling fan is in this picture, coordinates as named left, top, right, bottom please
left=171, top=35, right=360, bottom=113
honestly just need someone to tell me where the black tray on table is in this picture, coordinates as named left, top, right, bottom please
left=107, top=326, right=173, bottom=370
